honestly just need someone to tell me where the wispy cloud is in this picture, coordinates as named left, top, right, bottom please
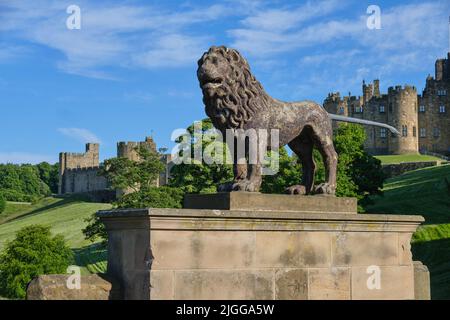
left=0, top=152, right=56, bottom=164
left=58, top=128, right=101, bottom=143
left=0, top=1, right=231, bottom=78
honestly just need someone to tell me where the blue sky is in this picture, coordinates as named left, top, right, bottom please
left=1, top=0, right=449, bottom=164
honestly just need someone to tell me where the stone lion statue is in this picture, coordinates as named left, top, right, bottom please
left=197, top=45, right=397, bottom=195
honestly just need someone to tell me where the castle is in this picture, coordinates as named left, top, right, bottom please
left=58, top=136, right=173, bottom=198
left=323, top=53, right=450, bottom=156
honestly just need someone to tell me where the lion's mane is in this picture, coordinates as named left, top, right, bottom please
left=198, top=46, right=271, bottom=128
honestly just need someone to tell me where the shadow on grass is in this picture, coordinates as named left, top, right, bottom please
left=413, top=238, right=450, bottom=300
left=5, top=198, right=78, bottom=223
left=73, top=242, right=108, bottom=274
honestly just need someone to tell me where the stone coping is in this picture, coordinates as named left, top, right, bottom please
left=97, top=208, right=424, bottom=233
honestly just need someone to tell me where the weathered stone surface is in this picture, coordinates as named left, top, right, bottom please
left=151, top=230, right=255, bottom=270
left=149, top=270, right=174, bottom=300
left=332, top=232, right=398, bottom=266
left=351, top=266, right=414, bottom=300
left=184, top=192, right=357, bottom=213
left=414, top=261, right=431, bottom=300
left=98, top=203, right=426, bottom=300
left=309, top=267, right=350, bottom=300
left=174, top=270, right=273, bottom=300
left=26, top=274, right=121, bottom=300
left=255, top=232, right=330, bottom=268
left=275, top=269, right=308, bottom=300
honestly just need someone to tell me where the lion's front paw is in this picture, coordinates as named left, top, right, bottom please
left=218, top=181, right=234, bottom=192
left=231, top=180, right=260, bottom=192
left=218, top=180, right=260, bottom=192
left=314, top=183, right=336, bottom=195
left=285, top=185, right=307, bottom=195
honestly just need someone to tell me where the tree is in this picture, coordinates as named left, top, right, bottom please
left=0, top=192, right=5, bottom=214
left=261, top=148, right=302, bottom=194
left=169, top=118, right=233, bottom=193
left=99, top=145, right=164, bottom=196
left=0, top=225, right=73, bottom=299
left=36, top=162, right=59, bottom=194
left=0, top=164, right=50, bottom=202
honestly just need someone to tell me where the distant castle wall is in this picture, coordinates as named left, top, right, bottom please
left=58, top=143, right=107, bottom=194
left=58, top=137, right=174, bottom=199
left=324, top=53, right=450, bottom=156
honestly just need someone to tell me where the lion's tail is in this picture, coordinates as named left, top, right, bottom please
left=328, top=113, right=400, bottom=135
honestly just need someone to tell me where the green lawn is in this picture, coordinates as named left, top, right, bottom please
left=374, top=154, right=442, bottom=164
left=365, top=164, right=450, bottom=299
left=0, top=197, right=111, bottom=274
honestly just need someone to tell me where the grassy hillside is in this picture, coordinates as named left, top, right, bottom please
left=366, top=164, right=450, bottom=299
left=0, top=197, right=111, bottom=274
left=374, top=154, right=442, bottom=164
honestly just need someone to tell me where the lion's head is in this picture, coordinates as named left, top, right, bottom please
left=197, top=46, right=270, bottom=129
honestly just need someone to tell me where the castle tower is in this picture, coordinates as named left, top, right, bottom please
left=117, top=136, right=156, bottom=161
left=387, top=86, right=419, bottom=154
left=58, top=143, right=100, bottom=194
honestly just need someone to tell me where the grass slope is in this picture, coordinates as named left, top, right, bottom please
left=0, top=197, right=111, bottom=274
left=366, top=164, right=450, bottom=299
left=375, top=154, right=441, bottom=164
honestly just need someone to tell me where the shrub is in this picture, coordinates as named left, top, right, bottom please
left=0, top=193, right=5, bottom=214
left=0, top=225, right=74, bottom=299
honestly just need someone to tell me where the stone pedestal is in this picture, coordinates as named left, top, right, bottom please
left=97, top=193, right=427, bottom=300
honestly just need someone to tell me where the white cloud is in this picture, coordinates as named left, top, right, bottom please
left=132, top=34, right=210, bottom=68
left=0, top=1, right=231, bottom=78
left=58, top=128, right=101, bottom=143
left=0, top=152, right=56, bottom=164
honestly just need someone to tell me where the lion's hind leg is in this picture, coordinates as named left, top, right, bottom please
left=286, top=131, right=315, bottom=195
left=311, top=127, right=338, bottom=195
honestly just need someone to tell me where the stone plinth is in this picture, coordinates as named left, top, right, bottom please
left=97, top=195, right=427, bottom=300
left=184, top=192, right=357, bottom=213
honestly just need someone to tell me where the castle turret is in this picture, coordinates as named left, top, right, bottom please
left=117, top=136, right=156, bottom=161
left=58, top=143, right=101, bottom=194
left=387, top=86, right=419, bottom=154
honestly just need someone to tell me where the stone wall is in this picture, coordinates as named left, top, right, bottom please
left=382, top=161, right=440, bottom=178
left=58, top=143, right=106, bottom=194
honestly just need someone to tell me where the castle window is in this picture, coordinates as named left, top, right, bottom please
left=355, top=106, right=362, bottom=113
left=439, top=105, right=446, bottom=113
left=339, top=107, right=344, bottom=114
left=438, top=89, right=447, bottom=96
left=420, top=128, right=426, bottom=138
left=379, top=105, right=385, bottom=113
left=402, top=125, right=408, bottom=137
left=413, top=126, right=416, bottom=137
left=380, top=128, right=387, bottom=138
left=433, top=128, right=440, bottom=137
left=419, top=105, right=425, bottom=112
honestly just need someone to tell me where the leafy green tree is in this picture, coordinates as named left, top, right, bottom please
left=0, top=192, right=5, bottom=214
left=0, top=164, right=50, bottom=202
left=36, top=162, right=59, bottom=194
left=0, top=225, right=74, bottom=299
left=99, top=145, right=164, bottom=196
left=169, top=118, right=233, bottom=193
left=261, top=148, right=302, bottom=194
